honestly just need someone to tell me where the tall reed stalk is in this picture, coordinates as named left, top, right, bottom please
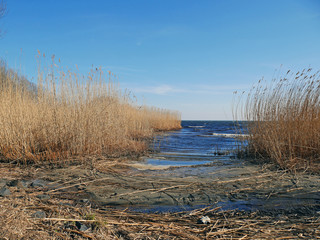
left=0, top=55, right=181, bottom=164
left=236, top=68, right=320, bottom=172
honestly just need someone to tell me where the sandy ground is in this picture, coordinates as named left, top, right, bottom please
left=0, top=158, right=319, bottom=239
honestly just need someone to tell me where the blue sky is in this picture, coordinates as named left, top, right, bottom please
left=0, top=0, right=319, bottom=120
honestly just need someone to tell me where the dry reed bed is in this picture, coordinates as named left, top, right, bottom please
left=0, top=57, right=181, bottom=164
left=236, top=68, right=320, bottom=172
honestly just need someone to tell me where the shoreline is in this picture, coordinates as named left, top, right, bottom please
left=0, top=158, right=319, bottom=239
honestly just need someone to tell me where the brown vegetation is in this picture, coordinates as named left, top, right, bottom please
left=0, top=55, right=181, bottom=164
left=236, top=68, right=320, bottom=172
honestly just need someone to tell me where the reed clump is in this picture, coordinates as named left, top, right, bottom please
left=237, top=68, right=320, bottom=172
left=0, top=55, right=181, bottom=164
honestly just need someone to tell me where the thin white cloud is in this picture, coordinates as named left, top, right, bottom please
left=133, top=84, right=186, bottom=95
left=130, top=83, right=250, bottom=96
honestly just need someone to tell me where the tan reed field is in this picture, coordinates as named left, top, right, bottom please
left=0, top=55, right=181, bottom=164
left=236, top=68, right=320, bottom=172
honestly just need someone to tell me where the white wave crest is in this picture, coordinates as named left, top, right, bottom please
left=211, top=133, right=249, bottom=138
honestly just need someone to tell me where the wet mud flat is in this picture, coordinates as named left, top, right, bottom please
left=0, top=158, right=319, bottom=239
left=86, top=159, right=320, bottom=213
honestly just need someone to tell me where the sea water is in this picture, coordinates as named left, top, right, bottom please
left=134, top=121, right=320, bottom=213
left=146, top=120, right=248, bottom=166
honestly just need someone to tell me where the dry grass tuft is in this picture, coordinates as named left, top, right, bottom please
left=236, top=68, right=320, bottom=172
left=0, top=55, right=181, bottom=164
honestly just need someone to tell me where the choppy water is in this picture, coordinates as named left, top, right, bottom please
left=146, top=121, right=247, bottom=166
left=133, top=121, right=320, bottom=213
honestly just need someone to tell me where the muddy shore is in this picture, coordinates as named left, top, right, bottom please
left=0, top=158, right=319, bottom=239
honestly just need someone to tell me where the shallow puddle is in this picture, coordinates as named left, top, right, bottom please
left=130, top=194, right=320, bottom=214
left=145, top=158, right=213, bottom=167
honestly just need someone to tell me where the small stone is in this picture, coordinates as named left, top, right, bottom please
left=0, top=179, right=8, bottom=189
left=0, top=186, right=11, bottom=197
left=198, top=216, right=211, bottom=224
left=76, top=221, right=89, bottom=231
left=7, top=179, right=19, bottom=187
left=31, top=179, right=47, bottom=188
left=59, top=202, right=73, bottom=207
left=36, top=194, right=50, bottom=200
left=21, top=182, right=30, bottom=189
left=7, top=179, right=29, bottom=189
left=31, top=210, right=46, bottom=219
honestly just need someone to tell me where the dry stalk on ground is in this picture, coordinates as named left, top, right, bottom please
left=1, top=184, right=318, bottom=239
left=0, top=162, right=319, bottom=239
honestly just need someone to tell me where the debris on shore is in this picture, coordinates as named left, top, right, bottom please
left=0, top=160, right=319, bottom=239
